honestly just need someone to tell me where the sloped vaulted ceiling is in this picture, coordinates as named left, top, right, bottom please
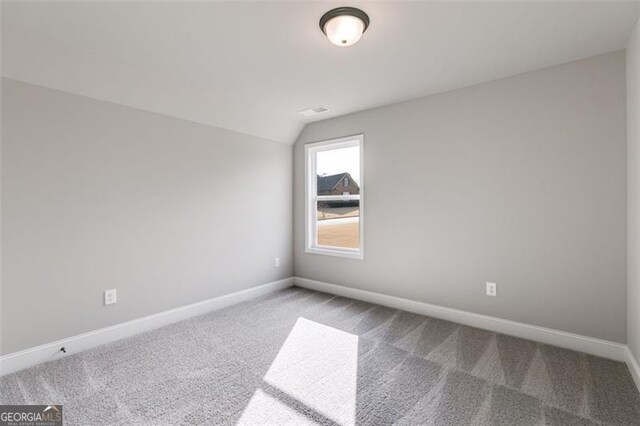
left=2, top=1, right=639, bottom=143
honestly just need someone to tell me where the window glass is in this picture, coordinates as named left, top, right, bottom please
left=306, top=136, right=363, bottom=259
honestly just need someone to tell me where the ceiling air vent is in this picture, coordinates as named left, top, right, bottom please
left=299, top=106, right=329, bottom=117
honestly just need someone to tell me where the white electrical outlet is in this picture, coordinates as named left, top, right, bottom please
left=274, top=257, right=280, bottom=268
left=104, top=289, right=117, bottom=305
left=486, top=282, right=497, bottom=297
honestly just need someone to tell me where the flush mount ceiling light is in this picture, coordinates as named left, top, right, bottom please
left=319, top=7, right=370, bottom=47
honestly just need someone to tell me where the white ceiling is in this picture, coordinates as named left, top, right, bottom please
left=3, top=1, right=639, bottom=144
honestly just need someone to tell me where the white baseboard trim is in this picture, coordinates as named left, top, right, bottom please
left=294, top=277, right=627, bottom=362
left=626, top=347, right=640, bottom=393
left=0, top=277, right=294, bottom=376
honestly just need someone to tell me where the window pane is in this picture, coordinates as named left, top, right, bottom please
left=316, top=146, right=360, bottom=197
left=317, top=199, right=360, bottom=249
left=306, top=136, right=363, bottom=258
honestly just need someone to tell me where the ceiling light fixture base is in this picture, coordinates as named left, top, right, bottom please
left=319, top=7, right=370, bottom=35
left=319, top=7, right=370, bottom=47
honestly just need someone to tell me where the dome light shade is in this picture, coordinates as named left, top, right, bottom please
left=320, top=7, right=370, bottom=47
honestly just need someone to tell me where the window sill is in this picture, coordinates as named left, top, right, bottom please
left=305, top=246, right=364, bottom=260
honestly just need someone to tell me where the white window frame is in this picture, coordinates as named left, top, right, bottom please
left=305, top=134, right=364, bottom=260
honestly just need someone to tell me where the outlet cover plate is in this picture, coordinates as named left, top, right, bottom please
left=486, top=282, right=497, bottom=297
left=104, top=289, right=117, bottom=305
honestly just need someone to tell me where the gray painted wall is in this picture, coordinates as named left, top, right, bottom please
left=629, top=20, right=640, bottom=362
left=1, top=79, right=293, bottom=355
left=294, top=51, right=627, bottom=343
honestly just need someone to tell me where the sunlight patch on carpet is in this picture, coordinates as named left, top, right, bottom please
left=237, top=388, right=317, bottom=425
left=252, top=317, right=359, bottom=426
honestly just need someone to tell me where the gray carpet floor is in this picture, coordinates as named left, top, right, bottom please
left=1, top=287, right=639, bottom=425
